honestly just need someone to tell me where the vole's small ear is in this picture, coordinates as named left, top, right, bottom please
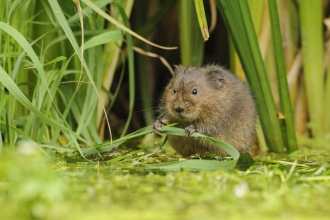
left=207, top=69, right=225, bottom=87
left=210, top=74, right=225, bottom=86
left=173, top=64, right=180, bottom=69
left=173, top=64, right=184, bottom=75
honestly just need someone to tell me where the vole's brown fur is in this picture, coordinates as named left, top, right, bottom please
left=153, top=64, right=257, bottom=156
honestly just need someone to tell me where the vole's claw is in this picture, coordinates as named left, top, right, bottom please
left=153, top=119, right=166, bottom=135
left=184, top=124, right=196, bottom=136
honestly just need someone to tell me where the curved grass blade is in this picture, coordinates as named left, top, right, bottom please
left=83, top=30, right=123, bottom=50
left=161, top=127, right=239, bottom=158
left=194, top=0, right=209, bottom=41
left=81, top=0, right=177, bottom=50
left=146, top=126, right=240, bottom=171
left=53, top=124, right=239, bottom=170
left=41, top=123, right=240, bottom=170
left=41, top=125, right=155, bottom=154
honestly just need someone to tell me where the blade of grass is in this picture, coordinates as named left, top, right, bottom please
left=42, top=124, right=240, bottom=170
left=194, top=0, right=209, bottom=41
left=268, top=0, right=297, bottom=152
left=113, top=2, right=134, bottom=136
left=115, top=125, right=239, bottom=171
left=161, top=127, right=240, bottom=158
left=81, top=0, right=177, bottom=50
left=83, top=30, right=123, bottom=50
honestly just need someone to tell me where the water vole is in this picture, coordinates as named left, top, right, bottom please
left=153, top=64, right=257, bottom=156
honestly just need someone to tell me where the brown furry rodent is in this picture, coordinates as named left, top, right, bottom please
left=153, top=64, right=257, bottom=156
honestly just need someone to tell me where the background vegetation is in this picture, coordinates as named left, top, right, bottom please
left=1, top=0, right=329, bottom=156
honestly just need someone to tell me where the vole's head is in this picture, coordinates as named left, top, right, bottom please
left=163, top=65, right=235, bottom=122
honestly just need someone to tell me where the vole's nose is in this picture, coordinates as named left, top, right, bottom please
left=175, top=107, right=184, bottom=113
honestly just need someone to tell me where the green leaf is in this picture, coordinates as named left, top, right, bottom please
left=147, top=127, right=240, bottom=171
left=194, top=0, right=209, bottom=41
left=161, top=126, right=240, bottom=159
left=24, top=56, right=67, bottom=68
left=81, top=0, right=177, bottom=50
left=41, top=124, right=240, bottom=170
left=84, top=30, right=123, bottom=50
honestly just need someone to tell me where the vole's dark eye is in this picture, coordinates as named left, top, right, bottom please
left=173, top=88, right=177, bottom=94
left=191, top=88, right=198, bottom=95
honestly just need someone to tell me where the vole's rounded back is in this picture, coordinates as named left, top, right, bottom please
left=155, top=64, right=257, bottom=156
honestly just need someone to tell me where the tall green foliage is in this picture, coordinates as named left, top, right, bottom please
left=2, top=0, right=328, bottom=156
left=0, top=0, right=135, bottom=150
left=216, top=0, right=293, bottom=153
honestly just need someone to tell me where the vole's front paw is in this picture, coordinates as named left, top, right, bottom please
left=153, top=119, right=166, bottom=134
left=184, top=124, right=196, bottom=136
